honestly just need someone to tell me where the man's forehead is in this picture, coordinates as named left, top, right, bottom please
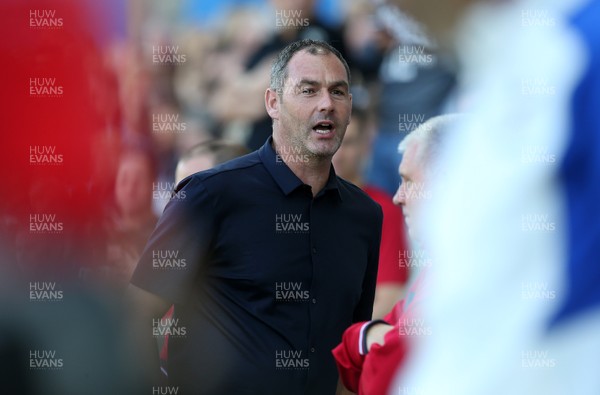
left=399, top=139, right=421, bottom=174
left=286, top=50, right=347, bottom=83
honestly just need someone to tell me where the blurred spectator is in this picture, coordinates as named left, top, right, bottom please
left=105, top=149, right=158, bottom=286
left=202, top=7, right=272, bottom=142
left=175, top=139, right=250, bottom=184
left=333, top=110, right=409, bottom=319
left=364, top=4, right=456, bottom=196
left=342, top=0, right=389, bottom=83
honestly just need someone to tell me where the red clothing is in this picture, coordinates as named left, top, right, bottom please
left=364, top=186, right=409, bottom=285
left=159, top=305, right=174, bottom=375
left=332, top=271, right=426, bottom=395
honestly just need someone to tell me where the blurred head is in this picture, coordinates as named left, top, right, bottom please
left=332, top=110, right=370, bottom=183
left=115, top=150, right=155, bottom=217
left=175, top=140, right=249, bottom=184
left=393, top=115, right=458, bottom=239
left=386, top=0, right=476, bottom=50
left=265, top=39, right=352, bottom=161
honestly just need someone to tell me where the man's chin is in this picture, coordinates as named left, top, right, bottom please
left=310, top=148, right=339, bottom=161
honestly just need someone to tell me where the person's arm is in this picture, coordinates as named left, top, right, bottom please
left=336, top=378, right=356, bottom=395
left=373, top=197, right=409, bottom=319
left=332, top=318, right=394, bottom=392
left=125, top=284, right=171, bottom=382
left=333, top=290, right=401, bottom=393
left=365, top=322, right=394, bottom=350
left=373, top=284, right=405, bottom=319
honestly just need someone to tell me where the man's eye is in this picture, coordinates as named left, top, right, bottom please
left=332, top=89, right=345, bottom=96
left=301, top=88, right=314, bottom=94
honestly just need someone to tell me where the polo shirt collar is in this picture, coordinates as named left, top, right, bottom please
left=258, top=136, right=342, bottom=201
left=320, top=166, right=343, bottom=201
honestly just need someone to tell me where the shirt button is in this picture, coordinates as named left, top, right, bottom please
left=312, top=247, right=317, bottom=254
left=312, top=298, right=317, bottom=304
left=310, top=347, right=316, bottom=353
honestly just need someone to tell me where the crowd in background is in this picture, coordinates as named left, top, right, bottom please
left=0, top=0, right=456, bottom=288
left=90, top=0, right=456, bottom=287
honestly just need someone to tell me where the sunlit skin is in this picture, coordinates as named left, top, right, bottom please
left=265, top=50, right=352, bottom=196
left=393, top=138, right=427, bottom=240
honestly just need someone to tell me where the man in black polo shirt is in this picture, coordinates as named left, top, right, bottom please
left=129, top=39, right=383, bottom=395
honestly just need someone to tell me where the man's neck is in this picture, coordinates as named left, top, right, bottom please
left=272, top=138, right=331, bottom=197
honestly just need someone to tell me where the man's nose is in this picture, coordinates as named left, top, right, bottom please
left=393, top=183, right=405, bottom=206
left=318, top=91, right=334, bottom=112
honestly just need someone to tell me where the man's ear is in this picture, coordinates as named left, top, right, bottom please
left=265, top=88, right=279, bottom=121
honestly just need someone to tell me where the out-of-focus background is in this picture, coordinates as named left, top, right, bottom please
left=1, top=0, right=456, bottom=285
left=4, top=0, right=599, bottom=394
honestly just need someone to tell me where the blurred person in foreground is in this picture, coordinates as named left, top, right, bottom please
left=332, top=110, right=410, bottom=319
left=333, top=115, right=456, bottom=395
left=129, top=39, right=383, bottom=395
left=384, top=0, right=600, bottom=394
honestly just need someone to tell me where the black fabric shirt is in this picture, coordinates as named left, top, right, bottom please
left=131, top=137, right=382, bottom=395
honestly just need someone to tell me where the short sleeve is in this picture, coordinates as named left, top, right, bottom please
left=130, top=176, right=217, bottom=303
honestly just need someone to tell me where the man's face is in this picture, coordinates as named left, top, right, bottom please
left=393, top=139, right=427, bottom=238
left=267, top=50, right=352, bottom=160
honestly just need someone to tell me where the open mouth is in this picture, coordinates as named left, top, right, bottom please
left=312, top=121, right=334, bottom=135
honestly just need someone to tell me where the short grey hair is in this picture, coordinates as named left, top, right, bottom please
left=270, top=39, right=351, bottom=95
left=398, top=114, right=463, bottom=167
